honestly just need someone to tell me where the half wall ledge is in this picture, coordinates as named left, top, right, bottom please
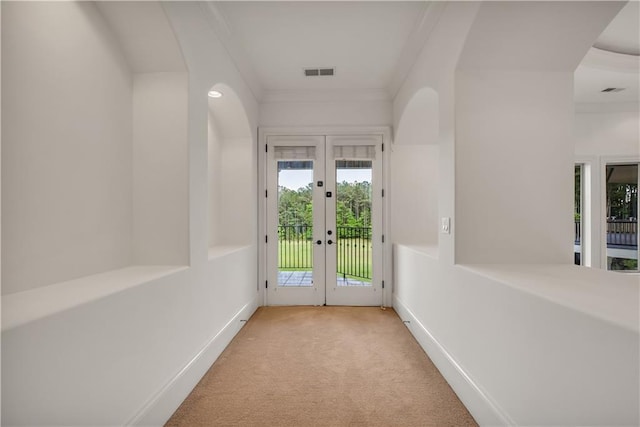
left=401, top=244, right=439, bottom=259
left=208, top=245, right=252, bottom=261
left=459, top=263, right=640, bottom=333
left=1, top=265, right=188, bottom=331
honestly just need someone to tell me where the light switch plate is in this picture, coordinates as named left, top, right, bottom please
left=441, top=217, right=451, bottom=234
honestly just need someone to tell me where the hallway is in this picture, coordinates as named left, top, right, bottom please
left=166, top=307, right=476, bottom=426
left=2, top=2, right=638, bottom=425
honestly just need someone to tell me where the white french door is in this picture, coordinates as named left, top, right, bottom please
left=265, top=135, right=383, bottom=306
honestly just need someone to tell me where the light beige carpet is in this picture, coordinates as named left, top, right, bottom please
left=166, top=306, right=477, bottom=426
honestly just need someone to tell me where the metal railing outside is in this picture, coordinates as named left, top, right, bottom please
left=607, top=220, right=638, bottom=247
left=336, top=226, right=371, bottom=280
left=574, top=220, right=638, bottom=247
left=277, top=225, right=372, bottom=280
left=277, top=225, right=313, bottom=269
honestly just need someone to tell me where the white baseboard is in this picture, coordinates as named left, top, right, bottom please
left=126, top=294, right=260, bottom=426
left=393, top=295, right=514, bottom=427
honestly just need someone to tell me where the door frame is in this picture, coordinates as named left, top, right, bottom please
left=265, top=135, right=326, bottom=306
left=598, top=155, right=640, bottom=271
left=258, top=127, right=392, bottom=307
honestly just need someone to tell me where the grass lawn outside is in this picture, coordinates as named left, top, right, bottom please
left=278, top=238, right=372, bottom=280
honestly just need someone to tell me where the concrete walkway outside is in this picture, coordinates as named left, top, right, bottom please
left=278, top=270, right=370, bottom=287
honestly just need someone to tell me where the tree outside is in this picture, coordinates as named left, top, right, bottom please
left=277, top=179, right=373, bottom=280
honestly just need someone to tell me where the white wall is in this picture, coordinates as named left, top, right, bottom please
left=394, top=245, right=639, bottom=426
left=2, top=2, right=261, bottom=425
left=453, top=1, right=621, bottom=265
left=260, top=96, right=391, bottom=128
left=392, top=2, right=637, bottom=425
left=394, top=88, right=439, bottom=147
left=2, top=252, right=258, bottom=426
left=133, top=72, right=189, bottom=265
left=391, top=86, right=440, bottom=248
left=575, top=109, right=640, bottom=157
left=390, top=145, right=439, bottom=247
left=208, top=85, right=255, bottom=249
left=455, top=70, right=574, bottom=264
left=208, top=112, right=224, bottom=247
left=392, top=2, right=480, bottom=266
left=208, top=132, right=255, bottom=248
left=1, top=1, right=133, bottom=294
left=215, top=138, right=255, bottom=246
left=166, top=2, right=259, bottom=265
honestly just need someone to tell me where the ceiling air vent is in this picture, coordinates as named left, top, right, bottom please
left=304, top=67, right=335, bottom=77
left=601, top=87, right=625, bottom=93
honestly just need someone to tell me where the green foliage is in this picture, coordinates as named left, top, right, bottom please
left=606, top=165, right=638, bottom=220
left=608, top=257, right=638, bottom=271
left=278, top=183, right=313, bottom=227
left=575, top=165, right=581, bottom=217
left=336, top=181, right=371, bottom=228
left=278, top=180, right=372, bottom=229
left=277, top=180, right=374, bottom=279
left=607, top=182, right=638, bottom=219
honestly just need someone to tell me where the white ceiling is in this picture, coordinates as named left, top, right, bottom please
left=209, top=1, right=638, bottom=108
left=94, top=0, right=640, bottom=109
left=213, top=1, right=427, bottom=96
left=575, top=2, right=640, bottom=106
left=593, top=1, right=639, bottom=56
left=574, top=50, right=639, bottom=104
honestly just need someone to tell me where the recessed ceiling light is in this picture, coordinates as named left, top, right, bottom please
left=208, top=90, right=223, bottom=98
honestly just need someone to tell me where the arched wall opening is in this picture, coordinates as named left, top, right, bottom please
left=391, top=87, right=440, bottom=252
left=208, top=83, right=255, bottom=251
left=573, top=2, right=640, bottom=270
left=395, top=87, right=439, bottom=146
left=1, top=1, right=190, bottom=295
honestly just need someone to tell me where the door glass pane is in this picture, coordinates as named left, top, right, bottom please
left=606, top=164, right=638, bottom=271
left=335, top=160, right=372, bottom=286
left=277, top=161, right=314, bottom=286
left=574, top=165, right=582, bottom=265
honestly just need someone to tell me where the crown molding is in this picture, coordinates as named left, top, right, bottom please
left=201, top=2, right=264, bottom=102
left=575, top=101, right=639, bottom=113
left=261, top=88, right=391, bottom=104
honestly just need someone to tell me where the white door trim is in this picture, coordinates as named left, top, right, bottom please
left=325, top=135, right=383, bottom=306
left=599, top=155, right=640, bottom=270
left=265, top=135, right=326, bottom=305
left=258, top=127, right=392, bottom=307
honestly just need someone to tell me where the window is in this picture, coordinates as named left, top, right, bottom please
left=574, top=164, right=583, bottom=265
left=605, top=163, right=638, bottom=271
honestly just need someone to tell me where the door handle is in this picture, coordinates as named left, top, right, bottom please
left=327, top=240, right=333, bottom=245
left=316, top=240, right=322, bottom=245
